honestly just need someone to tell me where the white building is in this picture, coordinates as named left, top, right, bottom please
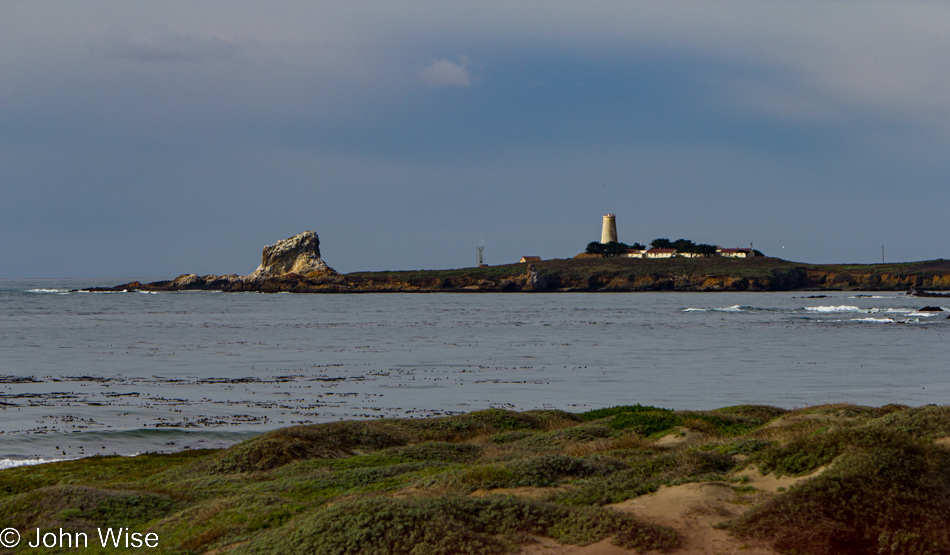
left=717, top=248, right=755, bottom=258
left=645, top=248, right=677, bottom=259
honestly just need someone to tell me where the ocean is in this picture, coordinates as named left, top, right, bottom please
left=1, top=278, right=947, bottom=465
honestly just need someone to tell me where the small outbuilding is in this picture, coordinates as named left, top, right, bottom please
left=520, top=256, right=542, bottom=263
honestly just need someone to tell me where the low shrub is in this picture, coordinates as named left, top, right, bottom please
left=236, top=496, right=677, bottom=554
left=481, top=455, right=610, bottom=489
left=0, top=485, right=182, bottom=531
left=732, top=429, right=950, bottom=554
left=490, top=430, right=535, bottom=444
left=581, top=404, right=672, bottom=421
left=556, top=450, right=735, bottom=505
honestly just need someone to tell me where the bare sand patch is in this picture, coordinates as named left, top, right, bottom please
left=611, top=482, right=737, bottom=520
left=734, top=465, right=828, bottom=493
left=514, top=481, right=778, bottom=554
left=609, top=482, right=776, bottom=554
left=655, top=428, right=709, bottom=449
left=512, top=465, right=831, bottom=554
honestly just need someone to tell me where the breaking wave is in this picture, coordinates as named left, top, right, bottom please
left=683, top=305, right=747, bottom=313
left=0, top=458, right=75, bottom=469
left=804, top=305, right=862, bottom=313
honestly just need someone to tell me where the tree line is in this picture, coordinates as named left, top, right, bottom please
left=585, top=238, right=721, bottom=258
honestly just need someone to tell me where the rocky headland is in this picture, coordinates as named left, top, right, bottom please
left=84, top=231, right=950, bottom=294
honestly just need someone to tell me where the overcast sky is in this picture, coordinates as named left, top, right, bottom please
left=2, top=1, right=949, bottom=278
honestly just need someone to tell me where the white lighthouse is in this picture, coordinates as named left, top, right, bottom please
left=601, top=214, right=618, bottom=244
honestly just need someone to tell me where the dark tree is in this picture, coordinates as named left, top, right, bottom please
left=586, top=242, right=606, bottom=257
left=694, top=244, right=718, bottom=257
left=587, top=241, right=637, bottom=258
left=672, top=239, right=697, bottom=253
left=603, top=241, right=627, bottom=257
left=650, top=238, right=673, bottom=249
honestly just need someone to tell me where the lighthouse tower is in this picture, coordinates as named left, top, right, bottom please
left=601, top=214, right=618, bottom=244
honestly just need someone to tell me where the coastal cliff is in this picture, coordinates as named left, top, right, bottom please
left=84, top=232, right=950, bottom=293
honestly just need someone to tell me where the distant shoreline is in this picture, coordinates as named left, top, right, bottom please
left=82, top=257, right=950, bottom=294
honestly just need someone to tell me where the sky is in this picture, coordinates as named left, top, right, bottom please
left=2, top=1, right=949, bottom=278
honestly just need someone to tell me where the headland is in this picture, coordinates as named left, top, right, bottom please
left=82, top=231, right=950, bottom=294
left=84, top=231, right=950, bottom=296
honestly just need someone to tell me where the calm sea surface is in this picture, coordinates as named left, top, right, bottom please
left=1, top=279, right=948, bottom=463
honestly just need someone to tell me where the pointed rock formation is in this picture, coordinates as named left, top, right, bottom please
left=248, top=231, right=336, bottom=280
left=523, top=264, right=548, bottom=291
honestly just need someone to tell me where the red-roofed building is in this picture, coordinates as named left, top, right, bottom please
left=645, top=248, right=677, bottom=259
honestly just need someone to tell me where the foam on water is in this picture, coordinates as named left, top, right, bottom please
left=804, top=305, right=862, bottom=313
left=0, top=458, right=74, bottom=469
left=26, top=288, right=71, bottom=294
left=683, top=305, right=746, bottom=312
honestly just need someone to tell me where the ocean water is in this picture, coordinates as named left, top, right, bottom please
left=1, top=279, right=948, bottom=464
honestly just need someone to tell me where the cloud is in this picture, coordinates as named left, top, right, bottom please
left=94, top=28, right=246, bottom=63
left=419, top=57, right=472, bottom=88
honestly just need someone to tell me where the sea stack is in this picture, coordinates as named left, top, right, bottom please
left=248, top=230, right=336, bottom=280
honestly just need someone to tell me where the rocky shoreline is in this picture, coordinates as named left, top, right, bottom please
left=82, top=231, right=950, bottom=294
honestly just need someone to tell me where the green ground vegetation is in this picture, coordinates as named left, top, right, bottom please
left=2, top=404, right=950, bottom=554
left=345, top=257, right=950, bottom=291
